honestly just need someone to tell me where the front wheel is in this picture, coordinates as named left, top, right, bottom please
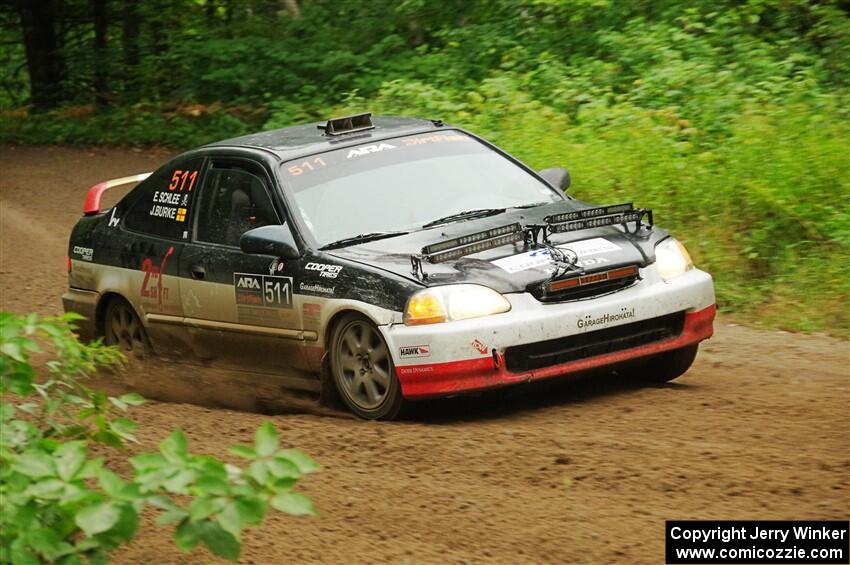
left=629, top=344, right=699, bottom=383
left=329, top=314, right=403, bottom=420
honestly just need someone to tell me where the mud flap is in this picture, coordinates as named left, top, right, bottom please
left=318, top=351, right=344, bottom=409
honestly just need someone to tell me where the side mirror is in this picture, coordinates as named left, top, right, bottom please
left=538, top=167, right=571, bottom=191
left=240, top=224, right=301, bottom=259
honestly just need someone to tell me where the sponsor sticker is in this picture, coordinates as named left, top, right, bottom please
left=236, top=306, right=284, bottom=326
left=346, top=143, right=396, bottom=159
left=305, top=262, right=343, bottom=279
left=298, top=282, right=335, bottom=295
left=302, top=303, right=321, bottom=325
left=399, top=345, right=431, bottom=359
left=397, top=366, right=434, bottom=375
left=72, top=246, right=94, bottom=262
left=577, top=307, right=635, bottom=329
left=401, top=133, right=470, bottom=146
left=140, top=246, right=174, bottom=307
left=472, top=339, right=488, bottom=355
left=268, top=258, right=286, bottom=275
left=492, top=237, right=620, bottom=273
left=234, top=273, right=293, bottom=309
left=568, top=238, right=622, bottom=257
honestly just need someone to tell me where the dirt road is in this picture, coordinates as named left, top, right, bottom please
left=1, top=145, right=848, bottom=564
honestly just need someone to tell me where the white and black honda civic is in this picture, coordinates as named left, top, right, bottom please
left=64, top=113, right=716, bottom=419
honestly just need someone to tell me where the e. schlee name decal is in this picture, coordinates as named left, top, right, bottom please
left=666, top=520, right=849, bottom=564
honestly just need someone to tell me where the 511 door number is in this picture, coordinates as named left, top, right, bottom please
left=234, top=273, right=293, bottom=309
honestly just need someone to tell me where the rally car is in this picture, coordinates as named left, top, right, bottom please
left=64, top=113, right=715, bottom=419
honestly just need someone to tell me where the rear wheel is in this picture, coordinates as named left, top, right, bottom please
left=330, top=314, right=403, bottom=420
left=629, top=344, right=699, bottom=383
left=104, top=299, right=149, bottom=359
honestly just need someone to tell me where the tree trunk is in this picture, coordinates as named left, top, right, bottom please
left=281, top=0, right=300, bottom=19
left=16, top=0, right=67, bottom=109
left=122, top=0, right=140, bottom=101
left=93, top=0, right=109, bottom=108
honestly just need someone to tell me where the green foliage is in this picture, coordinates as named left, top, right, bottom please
left=0, top=313, right=318, bottom=563
left=0, top=104, right=254, bottom=148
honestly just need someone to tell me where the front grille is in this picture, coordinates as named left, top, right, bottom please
left=531, top=265, right=640, bottom=303
left=534, top=275, right=638, bottom=302
left=505, top=312, right=685, bottom=372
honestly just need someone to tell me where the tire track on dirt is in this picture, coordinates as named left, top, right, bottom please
left=1, top=199, right=67, bottom=248
left=1, top=145, right=172, bottom=314
left=0, top=200, right=68, bottom=313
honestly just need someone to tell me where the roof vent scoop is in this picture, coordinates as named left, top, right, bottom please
left=318, top=112, right=374, bottom=136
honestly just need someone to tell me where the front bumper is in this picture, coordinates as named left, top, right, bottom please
left=382, top=266, right=715, bottom=399
left=62, top=287, right=100, bottom=342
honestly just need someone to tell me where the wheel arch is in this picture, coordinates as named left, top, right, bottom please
left=318, top=307, right=390, bottom=407
left=94, top=292, right=138, bottom=338
left=320, top=306, right=403, bottom=419
left=322, top=306, right=390, bottom=350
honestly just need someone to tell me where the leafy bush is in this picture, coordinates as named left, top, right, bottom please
left=0, top=312, right=318, bottom=563
left=0, top=104, right=255, bottom=148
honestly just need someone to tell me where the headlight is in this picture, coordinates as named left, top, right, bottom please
left=655, top=238, right=694, bottom=281
left=404, top=284, right=511, bottom=326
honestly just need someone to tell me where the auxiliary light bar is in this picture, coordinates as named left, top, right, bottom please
left=545, top=203, right=652, bottom=234
left=547, top=210, right=649, bottom=234
left=544, top=203, right=634, bottom=224
left=418, top=202, right=653, bottom=266
left=422, top=223, right=524, bottom=263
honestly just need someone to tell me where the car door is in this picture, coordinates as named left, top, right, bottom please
left=178, top=156, right=313, bottom=383
left=104, top=155, right=206, bottom=357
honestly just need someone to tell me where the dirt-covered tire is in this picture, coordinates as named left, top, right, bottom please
left=329, top=313, right=403, bottom=420
left=103, top=298, right=150, bottom=359
left=631, top=344, right=699, bottom=383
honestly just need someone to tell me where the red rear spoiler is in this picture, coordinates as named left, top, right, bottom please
left=83, top=172, right=152, bottom=215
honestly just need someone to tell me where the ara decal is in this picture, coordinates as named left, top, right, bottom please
left=235, top=273, right=293, bottom=309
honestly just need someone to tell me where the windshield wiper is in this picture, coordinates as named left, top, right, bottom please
left=513, top=201, right=551, bottom=209
left=422, top=208, right=506, bottom=229
left=319, top=230, right=409, bottom=250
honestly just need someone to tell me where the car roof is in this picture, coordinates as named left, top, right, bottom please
left=204, top=115, right=444, bottom=161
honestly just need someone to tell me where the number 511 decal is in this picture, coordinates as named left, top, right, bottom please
left=234, top=273, right=293, bottom=309
left=169, top=169, right=199, bottom=191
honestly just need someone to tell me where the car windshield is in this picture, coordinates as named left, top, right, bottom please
left=281, top=131, right=564, bottom=247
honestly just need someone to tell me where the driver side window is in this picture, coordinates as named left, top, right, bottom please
left=195, top=163, right=280, bottom=247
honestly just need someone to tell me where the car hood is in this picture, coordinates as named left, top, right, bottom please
left=326, top=201, right=669, bottom=293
